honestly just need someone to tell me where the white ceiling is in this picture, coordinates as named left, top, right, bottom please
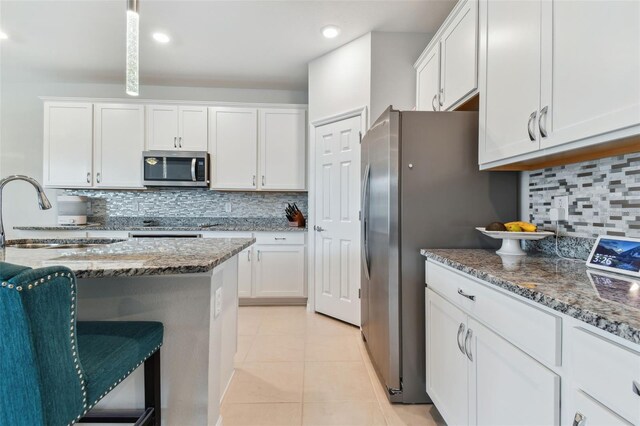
left=1, top=0, right=456, bottom=90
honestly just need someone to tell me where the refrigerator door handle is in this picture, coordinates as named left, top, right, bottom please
left=361, top=163, right=371, bottom=280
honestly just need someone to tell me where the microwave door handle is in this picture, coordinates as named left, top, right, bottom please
left=191, top=158, right=197, bottom=181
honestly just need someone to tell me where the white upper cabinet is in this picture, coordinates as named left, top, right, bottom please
left=94, top=104, right=144, bottom=188
left=210, top=106, right=307, bottom=191
left=416, top=44, right=441, bottom=111
left=415, top=0, right=478, bottom=112
left=439, top=0, right=478, bottom=111
left=209, top=107, right=258, bottom=190
left=479, top=0, right=640, bottom=168
left=178, top=106, right=208, bottom=151
left=146, top=105, right=208, bottom=151
left=259, top=109, right=306, bottom=190
left=539, top=0, right=640, bottom=150
left=43, top=102, right=94, bottom=188
left=479, top=0, right=542, bottom=164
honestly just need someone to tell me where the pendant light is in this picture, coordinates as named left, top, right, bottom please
left=126, top=0, right=139, bottom=96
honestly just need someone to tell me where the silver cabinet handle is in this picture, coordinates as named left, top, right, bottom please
left=633, top=380, right=640, bottom=396
left=96, top=172, right=101, bottom=183
left=539, top=105, right=549, bottom=138
left=527, top=110, right=537, bottom=141
left=431, top=94, right=438, bottom=111
left=274, top=237, right=286, bottom=241
left=178, top=136, right=183, bottom=148
left=457, top=288, right=476, bottom=301
left=86, top=172, right=91, bottom=183
left=257, top=250, right=261, bottom=261
left=464, top=329, right=473, bottom=361
left=439, top=88, right=444, bottom=106
left=262, top=175, right=265, bottom=186
left=456, top=323, right=466, bottom=355
left=252, top=175, right=256, bottom=186
left=573, top=413, right=586, bottom=426
left=173, top=136, right=177, bottom=148
left=247, top=250, right=251, bottom=262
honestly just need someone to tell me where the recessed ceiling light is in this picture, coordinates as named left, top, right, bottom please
left=321, top=25, right=340, bottom=39
left=152, top=32, right=170, bottom=43
left=0, top=32, right=8, bottom=40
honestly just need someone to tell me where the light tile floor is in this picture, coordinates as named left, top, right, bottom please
left=221, top=306, right=446, bottom=426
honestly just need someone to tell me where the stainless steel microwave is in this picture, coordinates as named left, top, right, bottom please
left=142, top=151, right=209, bottom=187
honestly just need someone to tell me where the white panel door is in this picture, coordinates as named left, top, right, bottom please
left=94, top=104, right=144, bottom=188
left=314, top=116, right=361, bottom=326
left=238, top=247, right=253, bottom=298
left=425, top=290, right=469, bottom=426
left=539, top=0, right=640, bottom=149
left=479, top=0, right=541, bottom=164
left=178, top=106, right=208, bottom=151
left=469, top=318, right=560, bottom=426
left=146, top=105, right=179, bottom=150
left=254, top=245, right=305, bottom=297
left=209, top=107, right=258, bottom=190
left=416, top=44, right=441, bottom=111
left=43, top=102, right=93, bottom=187
left=440, top=0, right=478, bottom=110
left=259, top=109, right=306, bottom=190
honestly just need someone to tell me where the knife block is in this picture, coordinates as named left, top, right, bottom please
left=288, top=211, right=306, bottom=228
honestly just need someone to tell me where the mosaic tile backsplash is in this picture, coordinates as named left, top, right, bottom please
left=528, top=153, right=640, bottom=238
left=65, top=189, right=308, bottom=219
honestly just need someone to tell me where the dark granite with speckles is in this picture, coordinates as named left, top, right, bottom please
left=421, top=249, right=640, bottom=345
left=1, top=238, right=255, bottom=279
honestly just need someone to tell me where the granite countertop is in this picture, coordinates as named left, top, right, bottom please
left=14, top=217, right=307, bottom=233
left=421, top=249, right=640, bottom=345
left=1, top=237, right=255, bottom=279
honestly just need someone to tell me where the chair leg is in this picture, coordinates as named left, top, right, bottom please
left=144, top=350, right=161, bottom=426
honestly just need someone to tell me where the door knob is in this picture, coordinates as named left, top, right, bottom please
left=315, top=226, right=325, bottom=232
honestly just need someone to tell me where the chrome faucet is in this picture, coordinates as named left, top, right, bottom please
left=0, top=175, right=52, bottom=248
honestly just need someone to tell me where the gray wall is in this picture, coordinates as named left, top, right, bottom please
left=0, top=65, right=306, bottom=237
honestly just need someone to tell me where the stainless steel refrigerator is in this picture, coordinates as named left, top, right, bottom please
left=360, top=107, right=518, bottom=403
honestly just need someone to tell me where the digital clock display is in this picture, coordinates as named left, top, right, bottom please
left=587, top=237, right=640, bottom=277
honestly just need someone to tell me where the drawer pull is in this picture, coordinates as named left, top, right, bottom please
left=573, top=412, right=586, bottom=426
left=274, top=237, right=286, bottom=241
left=457, top=288, right=476, bottom=301
left=464, top=329, right=473, bottom=361
left=456, top=323, right=466, bottom=355
left=633, top=380, right=640, bottom=396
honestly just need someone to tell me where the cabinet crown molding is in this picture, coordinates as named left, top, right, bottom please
left=39, top=96, right=307, bottom=110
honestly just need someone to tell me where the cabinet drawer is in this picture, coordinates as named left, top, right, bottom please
left=570, top=327, right=640, bottom=424
left=254, top=232, right=305, bottom=245
left=572, top=390, right=631, bottom=426
left=426, top=260, right=561, bottom=367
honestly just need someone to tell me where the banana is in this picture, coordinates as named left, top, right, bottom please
left=504, top=221, right=537, bottom=232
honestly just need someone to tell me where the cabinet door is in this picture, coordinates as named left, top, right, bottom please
left=178, top=106, right=208, bottom=151
left=479, top=0, right=541, bottom=164
left=146, top=105, right=179, bottom=150
left=569, top=390, right=632, bottom=426
left=539, top=1, right=640, bottom=149
left=94, top=104, right=144, bottom=188
left=425, top=290, right=469, bottom=426
left=259, top=109, right=306, bottom=190
left=416, top=44, right=441, bottom=111
left=440, top=0, right=478, bottom=110
left=43, top=102, right=93, bottom=187
left=209, top=107, right=258, bottom=190
left=238, top=247, right=253, bottom=298
left=254, top=245, right=305, bottom=297
left=469, top=318, right=560, bottom=426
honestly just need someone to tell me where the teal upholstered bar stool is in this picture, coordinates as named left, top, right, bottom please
left=0, top=262, right=163, bottom=426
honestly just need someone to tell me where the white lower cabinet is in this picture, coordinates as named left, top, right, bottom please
left=571, top=391, right=631, bottom=426
left=254, top=244, right=305, bottom=298
left=426, top=288, right=560, bottom=426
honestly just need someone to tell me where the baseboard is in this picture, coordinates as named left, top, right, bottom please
left=216, top=414, right=223, bottom=426
left=239, top=297, right=307, bottom=306
left=220, top=370, right=235, bottom=404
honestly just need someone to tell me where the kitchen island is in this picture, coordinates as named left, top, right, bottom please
left=2, top=237, right=254, bottom=426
